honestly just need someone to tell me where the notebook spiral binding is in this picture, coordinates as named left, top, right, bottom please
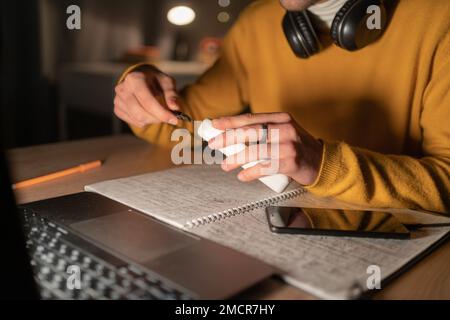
left=185, top=188, right=305, bottom=228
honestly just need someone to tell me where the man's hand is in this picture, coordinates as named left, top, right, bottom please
left=208, top=113, right=324, bottom=186
left=114, top=65, right=181, bottom=128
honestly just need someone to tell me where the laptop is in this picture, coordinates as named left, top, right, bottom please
left=0, top=146, right=274, bottom=300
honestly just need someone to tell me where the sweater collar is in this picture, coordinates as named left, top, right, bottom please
left=308, top=0, right=348, bottom=29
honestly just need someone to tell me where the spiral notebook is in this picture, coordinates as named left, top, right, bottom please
left=85, top=165, right=450, bottom=299
left=86, top=165, right=304, bottom=230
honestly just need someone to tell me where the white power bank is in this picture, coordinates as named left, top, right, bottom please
left=197, top=119, right=291, bottom=193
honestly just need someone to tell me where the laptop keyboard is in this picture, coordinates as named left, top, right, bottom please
left=21, top=209, right=194, bottom=300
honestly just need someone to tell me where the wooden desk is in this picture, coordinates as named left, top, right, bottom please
left=8, top=135, right=450, bottom=299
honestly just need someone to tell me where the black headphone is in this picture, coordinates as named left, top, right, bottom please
left=282, top=0, right=389, bottom=58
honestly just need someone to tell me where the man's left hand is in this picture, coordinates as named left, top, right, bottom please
left=208, top=113, right=324, bottom=186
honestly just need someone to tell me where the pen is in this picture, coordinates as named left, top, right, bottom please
left=12, top=160, right=103, bottom=190
left=173, top=111, right=193, bottom=122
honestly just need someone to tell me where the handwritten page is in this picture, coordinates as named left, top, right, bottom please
left=85, top=165, right=450, bottom=299
left=85, top=165, right=299, bottom=228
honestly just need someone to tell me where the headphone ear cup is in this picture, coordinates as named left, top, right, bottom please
left=330, top=0, right=359, bottom=47
left=331, top=0, right=387, bottom=51
left=283, top=11, right=320, bottom=59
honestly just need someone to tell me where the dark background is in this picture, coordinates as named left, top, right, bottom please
left=0, top=0, right=254, bottom=148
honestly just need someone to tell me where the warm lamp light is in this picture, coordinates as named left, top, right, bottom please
left=167, top=6, right=196, bottom=26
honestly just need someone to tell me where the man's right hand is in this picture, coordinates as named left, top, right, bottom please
left=114, top=66, right=180, bottom=128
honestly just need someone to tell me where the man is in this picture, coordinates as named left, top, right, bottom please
left=113, top=0, right=449, bottom=214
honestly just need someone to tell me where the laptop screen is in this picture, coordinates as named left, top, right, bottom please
left=0, top=147, right=38, bottom=299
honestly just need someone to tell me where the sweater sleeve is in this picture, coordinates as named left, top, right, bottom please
left=306, top=35, right=450, bottom=215
left=119, top=14, right=250, bottom=148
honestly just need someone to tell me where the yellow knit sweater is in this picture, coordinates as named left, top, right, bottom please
left=122, top=0, right=450, bottom=214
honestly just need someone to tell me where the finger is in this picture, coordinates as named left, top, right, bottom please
left=237, top=159, right=295, bottom=182
left=163, top=90, right=181, bottom=111
left=209, top=123, right=299, bottom=149
left=222, top=143, right=280, bottom=172
left=157, top=74, right=180, bottom=111
left=212, top=112, right=293, bottom=130
left=114, top=96, right=144, bottom=128
left=132, top=80, right=178, bottom=124
left=157, top=72, right=176, bottom=91
left=223, top=142, right=297, bottom=172
left=114, top=96, right=145, bottom=127
left=121, top=92, right=158, bottom=126
left=125, top=73, right=178, bottom=125
left=208, top=124, right=264, bottom=149
left=237, top=160, right=279, bottom=182
left=114, top=82, right=126, bottom=95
